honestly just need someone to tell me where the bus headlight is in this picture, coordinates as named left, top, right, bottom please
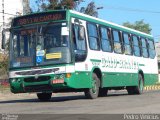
left=60, top=74, right=65, bottom=79
left=11, top=79, right=16, bottom=83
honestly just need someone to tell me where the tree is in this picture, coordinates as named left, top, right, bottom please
left=35, top=0, right=49, bottom=12
left=34, top=0, right=99, bottom=17
left=35, top=0, right=83, bottom=11
left=23, top=0, right=32, bottom=14
left=123, top=20, right=152, bottom=34
left=80, top=2, right=98, bottom=17
left=0, top=17, right=12, bottom=79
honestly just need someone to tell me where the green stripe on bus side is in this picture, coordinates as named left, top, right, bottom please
left=90, top=59, right=101, bottom=62
left=139, top=64, right=145, bottom=66
left=145, top=74, right=158, bottom=86
left=72, top=71, right=158, bottom=88
left=9, top=70, right=158, bottom=93
left=102, top=72, right=158, bottom=87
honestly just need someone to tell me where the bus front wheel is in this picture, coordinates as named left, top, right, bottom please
left=37, top=93, right=52, bottom=101
left=84, top=73, right=100, bottom=99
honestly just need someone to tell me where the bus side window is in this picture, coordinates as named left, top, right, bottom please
left=123, top=33, right=132, bottom=55
left=72, top=24, right=87, bottom=62
left=72, top=25, right=77, bottom=50
left=112, top=30, right=122, bottom=54
left=132, top=35, right=141, bottom=57
left=141, top=38, right=149, bottom=58
left=87, top=23, right=100, bottom=50
left=148, top=40, right=156, bottom=59
left=100, top=27, right=112, bottom=52
left=72, top=24, right=86, bottom=51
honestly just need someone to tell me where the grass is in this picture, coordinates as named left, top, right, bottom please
left=0, top=68, right=8, bottom=80
left=0, top=78, right=10, bottom=93
left=0, top=85, right=10, bottom=93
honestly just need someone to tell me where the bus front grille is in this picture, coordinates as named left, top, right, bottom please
left=24, top=76, right=51, bottom=83
left=24, top=85, right=52, bottom=92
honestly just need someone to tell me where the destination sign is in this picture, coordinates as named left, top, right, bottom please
left=13, top=11, right=66, bottom=26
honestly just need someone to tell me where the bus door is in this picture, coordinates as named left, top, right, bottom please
left=100, top=27, right=115, bottom=86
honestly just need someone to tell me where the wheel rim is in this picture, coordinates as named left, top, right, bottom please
left=139, top=78, right=143, bottom=92
left=91, top=79, right=97, bottom=94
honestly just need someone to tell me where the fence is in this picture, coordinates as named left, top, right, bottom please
left=0, top=52, right=9, bottom=80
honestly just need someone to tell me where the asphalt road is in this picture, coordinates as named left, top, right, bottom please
left=0, top=90, right=160, bottom=115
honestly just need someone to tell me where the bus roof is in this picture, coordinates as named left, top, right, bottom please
left=69, top=10, right=153, bottom=39
left=11, top=9, right=153, bottom=39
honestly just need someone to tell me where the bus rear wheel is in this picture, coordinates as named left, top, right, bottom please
left=84, top=73, right=100, bottom=99
left=127, top=74, right=144, bottom=95
left=37, top=93, right=52, bottom=101
left=126, top=87, right=134, bottom=95
left=98, top=88, right=108, bottom=97
left=134, top=74, right=144, bottom=94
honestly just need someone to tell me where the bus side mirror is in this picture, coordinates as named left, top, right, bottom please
left=78, top=26, right=85, bottom=40
left=2, top=30, right=6, bottom=49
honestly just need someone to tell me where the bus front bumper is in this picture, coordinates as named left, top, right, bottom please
left=9, top=74, right=72, bottom=93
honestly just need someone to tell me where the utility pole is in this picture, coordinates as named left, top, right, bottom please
left=0, top=0, right=5, bottom=51
left=23, top=0, right=31, bottom=15
left=2, top=0, right=5, bottom=29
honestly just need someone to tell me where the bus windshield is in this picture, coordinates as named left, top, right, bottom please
left=10, top=23, right=70, bottom=68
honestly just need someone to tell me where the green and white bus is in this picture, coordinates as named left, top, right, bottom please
left=4, top=10, right=158, bottom=100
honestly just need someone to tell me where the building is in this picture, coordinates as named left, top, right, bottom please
left=155, top=42, right=160, bottom=71
left=155, top=42, right=160, bottom=82
left=0, top=0, right=25, bottom=51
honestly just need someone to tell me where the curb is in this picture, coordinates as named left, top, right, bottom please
left=144, top=84, right=160, bottom=91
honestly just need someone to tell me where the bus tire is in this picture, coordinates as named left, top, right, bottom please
left=127, top=74, right=144, bottom=95
left=134, top=74, right=144, bottom=94
left=84, top=73, right=100, bottom=99
left=126, top=87, right=134, bottom=95
left=98, top=88, right=108, bottom=97
left=37, top=93, right=52, bottom=101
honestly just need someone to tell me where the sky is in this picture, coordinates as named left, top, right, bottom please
left=30, top=0, right=160, bottom=41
